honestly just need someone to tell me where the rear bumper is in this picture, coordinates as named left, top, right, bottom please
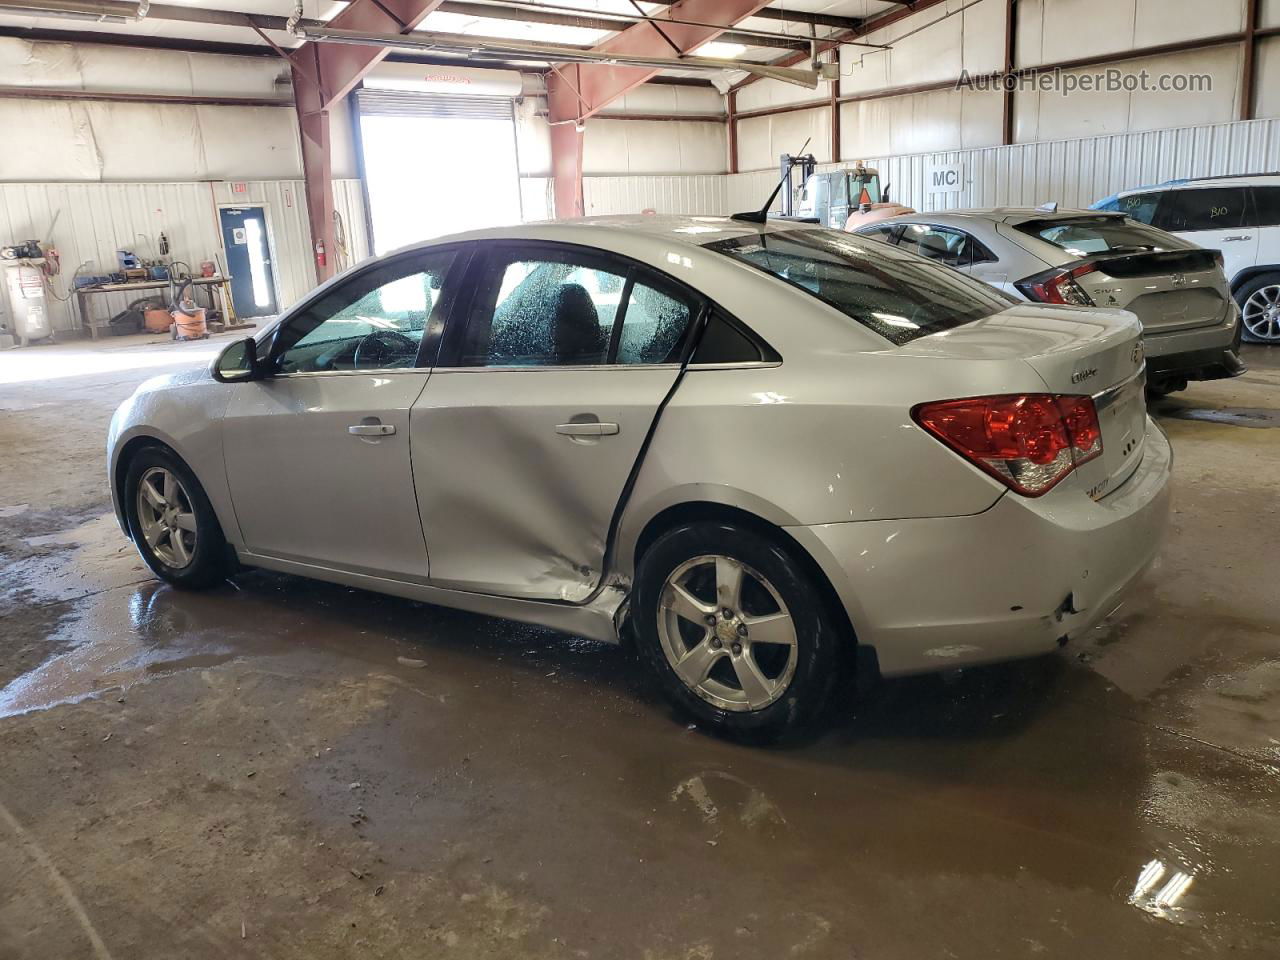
left=790, top=419, right=1172, bottom=677
left=1144, top=307, right=1246, bottom=384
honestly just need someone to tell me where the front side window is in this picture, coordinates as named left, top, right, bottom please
left=705, top=229, right=1012, bottom=346
left=896, top=224, right=990, bottom=266
left=1016, top=216, right=1179, bottom=256
left=1157, top=188, right=1248, bottom=232
left=275, top=250, right=456, bottom=373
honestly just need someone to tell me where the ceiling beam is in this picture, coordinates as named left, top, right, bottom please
left=731, top=0, right=947, bottom=89
left=435, top=1, right=810, bottom=50
left=750, top=8, right=862, bottom=30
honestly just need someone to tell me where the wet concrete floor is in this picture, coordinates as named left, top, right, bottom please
left=1, top=334, right=1278, bottom=958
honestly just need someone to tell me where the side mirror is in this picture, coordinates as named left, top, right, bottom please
left=212, top=336, right=262, bottom=383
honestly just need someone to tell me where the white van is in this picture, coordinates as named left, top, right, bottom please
left=1092, top=174, right=1280, bottom=343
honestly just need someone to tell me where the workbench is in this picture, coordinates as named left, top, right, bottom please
left=75, top=275, right=238, bottom=340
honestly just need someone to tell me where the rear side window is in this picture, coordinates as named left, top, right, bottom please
left=855, top=224, right=902, bottom=244
left=1157, top=188, right=1247, bottom=231
left=615, top=280, right=694, bottom=365
left=691, top=311, right=768, bottom=364
left=461, top=254, right=625, bottom=367
left=1016, top=216, right=1178, bottom=256
left=705, top=229, right=1012, bottom=346
left=1109, top=192, right=1163, bottom=224
left=896, top=224, right=993, bottom=266
left=1249, top=186, right=1280, bottom=227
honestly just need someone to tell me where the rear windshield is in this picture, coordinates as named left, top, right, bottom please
left=704, top=229, right=1011, bottom=346
left=1016, top=216, right=1179, bottom=256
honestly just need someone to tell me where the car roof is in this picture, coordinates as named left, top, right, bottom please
left=1112, top=173, right=1280, bottom=195
left=427, top=215, right=808, bottom=252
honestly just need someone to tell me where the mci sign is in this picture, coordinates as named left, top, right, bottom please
left=926, top=163, right=964, bottom=195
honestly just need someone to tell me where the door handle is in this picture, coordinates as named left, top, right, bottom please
left=1219, top=235, right=1253, bottom=242
left=349, top=423, right=395, bottom=436
left=556, top=422, right=619, bottom=437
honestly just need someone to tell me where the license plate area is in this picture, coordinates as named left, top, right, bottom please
left=1088, top=369, right=1147, bottom=501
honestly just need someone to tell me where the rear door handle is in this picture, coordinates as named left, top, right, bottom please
left=349, top=423, right=395, bottom=436
left=556, top=422, right=619, bottom=437
left=1220, top=235, right=1253, bottom=242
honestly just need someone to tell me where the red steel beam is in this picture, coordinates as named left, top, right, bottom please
left=289, top=0, right=447, bottom=282
left=1241, top=0, right=1259, bottom=121
left=546, top=0, right=774, bottom=216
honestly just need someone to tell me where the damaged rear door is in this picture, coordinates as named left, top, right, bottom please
left=410, top=242, right=699, bottom=602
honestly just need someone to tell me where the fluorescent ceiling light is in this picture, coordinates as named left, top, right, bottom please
left=695, top=41, right=746, bottom=59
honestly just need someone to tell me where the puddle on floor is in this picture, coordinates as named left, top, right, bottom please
left=1156, top=405, right=1280, bottom=429
left=0, top=582, right=241, bottom=718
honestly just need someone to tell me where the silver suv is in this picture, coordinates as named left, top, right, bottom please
left=855, top=208, right=1244, bottom=395
left=1092, top=174, right=1280, bottom=343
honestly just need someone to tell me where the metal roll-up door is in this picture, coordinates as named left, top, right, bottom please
left=355, top=89, right=514, bottom=121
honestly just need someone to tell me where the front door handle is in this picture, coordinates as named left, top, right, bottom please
left=556, top=422, right=619, bottom=437
left=349, top=423, right=395, bottom=436
left=1219, top=235, right=1253, bottom=242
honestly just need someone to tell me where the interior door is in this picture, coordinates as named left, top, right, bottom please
left=219, top=206, right=279, bottom=317
left=411, top=243, right=699, bottom=602
left=222, top=247, right=464, bottom=579
left=1157, top=187, right=1258, bottom=282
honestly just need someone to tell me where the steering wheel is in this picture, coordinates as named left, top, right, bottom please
left=353, top=329, right=418, bottom=369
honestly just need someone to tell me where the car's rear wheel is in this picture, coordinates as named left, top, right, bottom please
left=125, top=446, right=230, bottom=589
left=634, top=521, right=842, bottom=741
left=1237, top=274, right=1280, bottom=343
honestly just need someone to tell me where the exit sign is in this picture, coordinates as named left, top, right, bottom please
left=231, top=182, right=248, bottom=194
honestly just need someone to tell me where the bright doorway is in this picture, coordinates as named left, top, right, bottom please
left=358, top=100, right=523, bottom=255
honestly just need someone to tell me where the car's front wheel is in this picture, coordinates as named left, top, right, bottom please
left=124, top=446, right=231, bottom=589
left=1237, top=273, right=1280, bottom=344
left=634, top=521, right=843, bottom=741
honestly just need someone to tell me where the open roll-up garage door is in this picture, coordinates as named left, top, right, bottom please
left=355, top=69, right=525, bottom=253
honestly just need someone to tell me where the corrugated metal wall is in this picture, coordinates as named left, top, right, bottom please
left=0, top=179, right=367, bottom=334
left=583, top=175, right=727, bottom=216
left=726, top=116, right=1280, bottom=216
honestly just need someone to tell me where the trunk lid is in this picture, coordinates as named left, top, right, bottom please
left=897, top=303, right=1148, bottom=499
left=1076, top=249, right=1229, bottom=332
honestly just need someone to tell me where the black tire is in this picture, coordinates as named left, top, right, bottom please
left=124, top=445, right=231, bottom=589
left=633, top=521, right=844, bottom=742
left=1235, top=272, right=1280, bottom=344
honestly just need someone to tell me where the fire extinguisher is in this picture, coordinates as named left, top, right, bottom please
left=314, top=238, right=327, bottom=270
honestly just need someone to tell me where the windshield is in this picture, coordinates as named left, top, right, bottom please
left=704, top=229, right=1013, bottom=346
left=1016, top=216, right=1178, bottom=256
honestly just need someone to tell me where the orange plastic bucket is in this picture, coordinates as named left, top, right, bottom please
left=172, top=307, right=207, bottom=340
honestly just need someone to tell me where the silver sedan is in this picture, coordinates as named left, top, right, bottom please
left=109, top=216, right=1171, bottom=740
left=854, top=208, right=1245, bottom=396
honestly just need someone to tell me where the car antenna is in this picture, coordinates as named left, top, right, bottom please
left=731, top=138, right=811, bottom=224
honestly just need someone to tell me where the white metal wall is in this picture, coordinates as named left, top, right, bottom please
left=583, top=175, right=727, bottom=216
left=724, top=116, right=1280, bottom=216
left=0, top=179, right=368, bottom=334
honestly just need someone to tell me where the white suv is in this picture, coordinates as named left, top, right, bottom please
left=1093, top=174, right=1280, bottom=342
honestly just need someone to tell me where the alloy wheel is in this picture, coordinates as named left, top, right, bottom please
left=1242, top=284, right=1280, bottom=342
left=657, top=554, right=798, bottom=712
left=136, top=466, right=198, bottom=569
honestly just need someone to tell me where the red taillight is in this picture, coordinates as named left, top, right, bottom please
left=1015, top=263, right=1096, bottom=305
left=912, top=394, right=1103, bottom=496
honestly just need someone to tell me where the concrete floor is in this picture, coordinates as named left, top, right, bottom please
left=1, top=332, right=1278, bottom=959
